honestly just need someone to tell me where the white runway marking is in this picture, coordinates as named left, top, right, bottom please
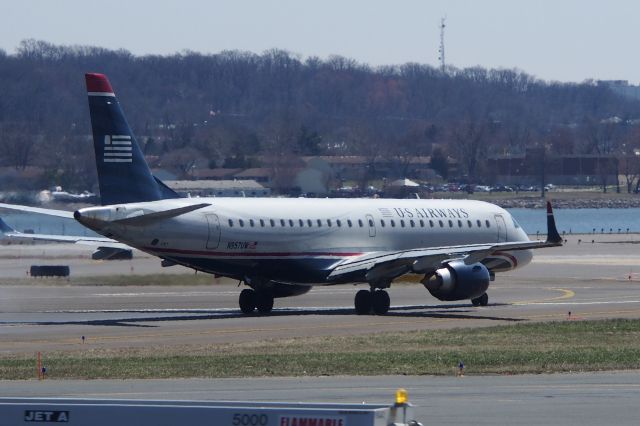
left=93, top=291, right=227, bottom=297
left=533, top=256, right=640, bottom=266
left=516, top=300, right=640, bottom=306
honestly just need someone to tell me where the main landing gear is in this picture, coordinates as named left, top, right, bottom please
left=239, top=288, right=274, bottom=314
left=471, top=292, right=489, bottom=307
left=354, top=289, right=390, bottom=315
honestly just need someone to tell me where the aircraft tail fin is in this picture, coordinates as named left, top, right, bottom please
left=546, top=201, right=562, bottom=244
left=85, top=73, right=179, bottom=205
left=0, top=217, right=15, bottom=233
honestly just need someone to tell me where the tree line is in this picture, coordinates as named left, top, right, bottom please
left=1, top=39, right=640, bottom=193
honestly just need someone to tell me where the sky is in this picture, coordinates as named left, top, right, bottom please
left=1, top=0, right=638, bottom=83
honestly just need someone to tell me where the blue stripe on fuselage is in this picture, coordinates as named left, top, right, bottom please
left=162, top=255, right=347, bottom=284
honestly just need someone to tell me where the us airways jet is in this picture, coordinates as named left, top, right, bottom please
left=0, top=73, right=562, bottom=315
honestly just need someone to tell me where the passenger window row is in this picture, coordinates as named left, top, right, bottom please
left=228, top=217, right=368, bottom=228
left=227, top=217, right=492, bottom=229
left=380, top=218, right=491, bottom=229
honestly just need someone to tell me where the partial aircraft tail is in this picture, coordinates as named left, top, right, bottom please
left=545, top=201, right=562, bottom=244
left=0, top=217, right=15, bottom=234
left=85, top=73, right=179, bottom=205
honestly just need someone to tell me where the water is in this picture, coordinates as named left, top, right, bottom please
left=1, top=212, right=98, bottom=237
left=0, top=208, right=637, bottom=238
left=508, top=208, right=640, bottom=235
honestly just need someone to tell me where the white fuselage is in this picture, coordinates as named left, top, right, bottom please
left=76, top=198, right=533, bottom=284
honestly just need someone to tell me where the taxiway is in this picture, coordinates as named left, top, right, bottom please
left=1, top=234, right=640, bottom=354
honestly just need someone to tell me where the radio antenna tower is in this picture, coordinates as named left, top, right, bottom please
left=438, top=17, right=446, bottom=73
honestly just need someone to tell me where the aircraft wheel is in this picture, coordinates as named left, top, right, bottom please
left=255, top=291, right=274, bottom=314
left=371, top=290, right=390, bottom=315
left=239, top=289, right=256, bottom=314
left=354, top=289, right=372, bottom=315
left=478, top=292, right=489, bottom=306
left=472, top=293, right=489, bottom=307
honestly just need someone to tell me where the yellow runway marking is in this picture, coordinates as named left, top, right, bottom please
left=512, top=288, right=575, bottom=305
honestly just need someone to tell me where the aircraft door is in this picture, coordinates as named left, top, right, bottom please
left=205, top=214, right=221, bottom=249
left=365, top=214, right=376, bottom=237
left=494, top=214, right=507, bottom=242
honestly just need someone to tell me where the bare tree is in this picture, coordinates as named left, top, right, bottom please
left=619, top=127, right=640, bottom=193
left=0, top=123, right=41, bottom=170
left=161, top=147, right=202, bottom=178
left=582, top=117, right=622, bottom=192
left=261, top=112, right=302, bottom=194
left=347, top=119, right=389, bottom=192
left=451, top=118, right=487, bottom=182
left=618, top=152, right=640, bottom=193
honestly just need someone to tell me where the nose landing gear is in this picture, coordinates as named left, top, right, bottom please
left=471, top=292, right=489, bottom=307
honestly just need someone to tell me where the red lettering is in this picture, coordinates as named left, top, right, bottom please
left=283, top=417, right=344, bottom=426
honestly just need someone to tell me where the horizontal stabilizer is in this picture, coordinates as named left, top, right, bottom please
left=0, top=203, right=74, bottom=218
left=111, top=203, right=211, bottom=226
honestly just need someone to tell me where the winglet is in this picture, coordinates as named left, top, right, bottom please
left=546, top=201, right=562, bottom=244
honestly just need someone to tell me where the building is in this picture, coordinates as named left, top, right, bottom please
left=598, top=80, right=640, bottom=101
left=165, top=180, right=270, bottom=197
left=487, top=149, right=618, bottom=185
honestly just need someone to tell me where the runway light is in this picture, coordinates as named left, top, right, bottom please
left=395, top=388, right=408, bottom=405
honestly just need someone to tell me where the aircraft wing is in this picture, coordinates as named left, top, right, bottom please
left=0, top=202, right=75, bottom=218
left=0, top=217, right=127, bottom=247
left=328, top=201, right=562, bottom=282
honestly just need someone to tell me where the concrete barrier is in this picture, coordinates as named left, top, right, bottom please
left=0, top=397, right=422, bottom=426
left=29, top=265, right=70, bottom=277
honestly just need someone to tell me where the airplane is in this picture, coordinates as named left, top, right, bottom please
left=0, top=73, right=563, bottom=315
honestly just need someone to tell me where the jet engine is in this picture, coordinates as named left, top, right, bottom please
left=421, top=260, right=490, bottom=301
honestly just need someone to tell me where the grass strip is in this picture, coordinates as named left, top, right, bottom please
left=0, top=273, right=221, bottom=287
left=2, top=318, right=640, bottom=379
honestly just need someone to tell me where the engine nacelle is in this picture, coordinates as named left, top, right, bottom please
left=421, top=261, right=490, bottom=301
left=245, top=276, right=312, bottom=298
left=270, top=282, right=313, bottom=298
left=91, top=246, right=133, bottom=260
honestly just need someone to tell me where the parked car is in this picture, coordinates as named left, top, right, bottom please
left=474, top=185, right=492, bottom=192
left=491, top=185, right=514, bottom=192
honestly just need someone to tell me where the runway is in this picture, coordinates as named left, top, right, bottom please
left=2, top=234, right=640, bottom=354
left=2, top=235, right=640, bottom=424
left=3, top=372, right=640, bottom=425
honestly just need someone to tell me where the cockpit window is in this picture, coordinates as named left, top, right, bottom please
left=512, top=216, right=521, bottom=229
